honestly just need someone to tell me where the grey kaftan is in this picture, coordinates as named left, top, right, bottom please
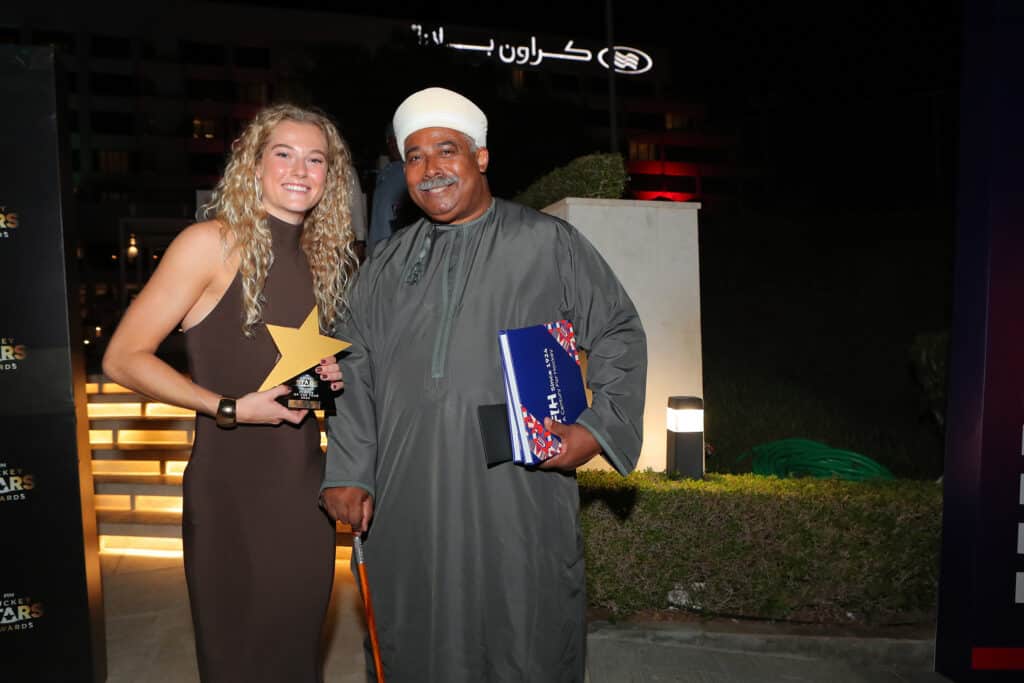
left=323, top=198, right=646, bottom=682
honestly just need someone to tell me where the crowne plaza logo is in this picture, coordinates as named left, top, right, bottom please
left=0, top=205, right=17, bottom=239
left=0, top=463, right=35, bottom=503
left=0, top=593, right=44, bottom=633
left=0, top=337, right=27, bottom=372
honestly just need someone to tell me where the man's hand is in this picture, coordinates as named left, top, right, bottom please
left=321, top=486, right=374, bottom=535
left=537, top=418, right=601, bottom=472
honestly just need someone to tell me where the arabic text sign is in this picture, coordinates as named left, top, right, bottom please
left=411, top=24, right=653, bottom=75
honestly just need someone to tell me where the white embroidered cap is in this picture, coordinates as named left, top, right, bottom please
left=392, top=87, right=488, bottom=160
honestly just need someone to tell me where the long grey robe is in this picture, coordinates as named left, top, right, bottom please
left=323, top=198, right=646, bottom=682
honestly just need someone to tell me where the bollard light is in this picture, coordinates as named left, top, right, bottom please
left=667, top=396, right=704, bottom=479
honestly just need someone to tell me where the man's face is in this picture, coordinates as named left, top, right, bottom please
left=403, top=127, right=491, bottom=225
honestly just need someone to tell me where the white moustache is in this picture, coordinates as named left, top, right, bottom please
left=418, top=176, right=458, bottom=191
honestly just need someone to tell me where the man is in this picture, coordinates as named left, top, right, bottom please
left=366, top=123, right=410, bottom=253
left=321, top=87, right=646, bottom=682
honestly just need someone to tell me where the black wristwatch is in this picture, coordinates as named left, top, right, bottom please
left=215, top=397, right=237, bottom=429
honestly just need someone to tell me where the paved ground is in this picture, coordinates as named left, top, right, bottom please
left=101, top=555, right=952, bottom=682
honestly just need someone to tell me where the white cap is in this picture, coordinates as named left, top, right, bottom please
left=392, top=87, right=488, bottom=160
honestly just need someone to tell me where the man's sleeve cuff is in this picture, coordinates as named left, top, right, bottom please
left=319, top=480, right=375, bottom=499
left=576, top=412, right=630, bottom=476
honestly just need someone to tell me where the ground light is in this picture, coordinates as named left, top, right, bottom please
left=666, top=395, right=704, bottom=479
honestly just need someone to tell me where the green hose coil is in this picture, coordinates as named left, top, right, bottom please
left=737, top=438, right=894, bottom=481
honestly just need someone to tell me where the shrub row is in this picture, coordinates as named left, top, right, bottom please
left=578, top=471, right=941, bottom=624
left=513, top=153, right=626, bottom=210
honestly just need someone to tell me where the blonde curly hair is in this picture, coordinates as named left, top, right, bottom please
left=204, top=104, right=359, bottom=336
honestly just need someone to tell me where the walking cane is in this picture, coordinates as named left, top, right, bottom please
left=353, top=535, right=385, bottom=683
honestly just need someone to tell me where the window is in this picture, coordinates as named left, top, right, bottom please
left=180, top=40, right=225, bottom=66
left=665, top=112, right=690, bottom=131
left=664, top=146, right=728, bottom=163
left=629, top=142, right=658, bottom=161
left=237, top=81, right=268, bottom=105
left=234, top=46, right=270, bottom=68
left=31, top=30, right=74, bottom=54
left=186, top=79, right=236, bottom=102
left=0, top=27, right=21, bottom=45
left=94, top=150, right=134, bottom=174
left=92, top=111, right=135, bottom=135
left=90, top=72, right=135, bottom=97
left=90, top=34, right=132, bottom=60
left=625, top=111, right=663, bottom=130
left=192, top=118, right=219, bottom=140
left=189, top=153, right=224, bottom=176
left=99, top=189, right=131, bottom=202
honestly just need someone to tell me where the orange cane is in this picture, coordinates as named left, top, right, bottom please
left=353, top=535, right=385, bottom=683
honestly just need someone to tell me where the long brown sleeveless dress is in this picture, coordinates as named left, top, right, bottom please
left=183, top=215, right=336, bottom=682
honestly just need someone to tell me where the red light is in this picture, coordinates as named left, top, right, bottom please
left=630, top=191, right=696, bottom=202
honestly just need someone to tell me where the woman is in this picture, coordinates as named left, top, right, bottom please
left=103, top=104, right=359, bottom=681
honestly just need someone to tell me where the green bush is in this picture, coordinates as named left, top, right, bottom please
left=579, top=471, right=941, bottom=624
left=514, top=153, right=627, bottom=210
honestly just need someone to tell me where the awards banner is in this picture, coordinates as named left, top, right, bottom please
left=935, top=1, right=1024, bottom=679
left=0, top=46, right=106, bottom=681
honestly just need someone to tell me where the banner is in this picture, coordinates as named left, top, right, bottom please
left=0, top=46, right=106, bottom=681
left=935, top=1, right=1024, bottom=679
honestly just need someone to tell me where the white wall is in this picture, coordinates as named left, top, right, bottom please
left=544, top=198, right=703, bottom=473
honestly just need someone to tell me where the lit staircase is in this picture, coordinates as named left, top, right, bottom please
left=86, top=376, right=351, bottom=559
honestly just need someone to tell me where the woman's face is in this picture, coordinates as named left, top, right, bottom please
left=257, top=120, right=329, bottom=224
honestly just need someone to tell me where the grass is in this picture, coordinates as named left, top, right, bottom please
left=580, top=471, right=942, bottom=623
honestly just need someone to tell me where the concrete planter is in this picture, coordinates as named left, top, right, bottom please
left=544, top=197, right=703, bottom=472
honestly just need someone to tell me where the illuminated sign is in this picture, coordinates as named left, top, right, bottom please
left=412, top=24, right=654, bottom=75
left=0, top=205, right=17, bottom=239
left=0, top=337, right=27, bottom=372
left=0, top=463, right=35, bottom=503
left=0, top=593, right=44, bottom=633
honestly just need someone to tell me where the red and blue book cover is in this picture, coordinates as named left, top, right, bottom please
left=498, top=320, right=587, bottom=466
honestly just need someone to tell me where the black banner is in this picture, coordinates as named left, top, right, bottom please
left=935, top=1, right=1024, bottom=680
left=0, top=46, right=106, bottom=681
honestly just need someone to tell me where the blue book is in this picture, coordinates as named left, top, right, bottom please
left=498, top=320, right=588, bottom=466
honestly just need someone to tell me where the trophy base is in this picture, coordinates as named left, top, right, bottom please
left=283, top=398, right=321, bottom=410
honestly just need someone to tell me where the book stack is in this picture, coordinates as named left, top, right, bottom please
left=498, top=320, right=588, bottom=466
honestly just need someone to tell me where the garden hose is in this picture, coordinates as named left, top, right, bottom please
left=737, top=438, right=894, bottom=481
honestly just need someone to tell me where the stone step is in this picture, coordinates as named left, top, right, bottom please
left=95, top=473, right=183, bottom=496
left=97, top=509, right=354, bottom=545
left=98, top=509, right=182, bottom=538
left=91, top=444, right=193, bottom=460
left=89, top=416, right=328, bottom=429
left=89, top=416, right=195, bottom=430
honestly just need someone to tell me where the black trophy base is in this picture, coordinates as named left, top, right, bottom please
left=277, top=368, right=327, bottom=410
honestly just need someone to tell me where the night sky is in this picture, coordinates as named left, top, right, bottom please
left=212, top=0, right=963, bottom=209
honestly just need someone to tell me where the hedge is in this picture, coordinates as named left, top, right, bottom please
left=513, top=153, right=626, bottom=210
left=578, top=471, right=941, bottom=624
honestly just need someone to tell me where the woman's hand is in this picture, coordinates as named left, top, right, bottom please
left=235, top=385, right=308, bottom=425
left=316, top=356, right=344, bottom=392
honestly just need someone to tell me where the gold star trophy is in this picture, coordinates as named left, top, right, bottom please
left=259, top=307, right=351, bottom=409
